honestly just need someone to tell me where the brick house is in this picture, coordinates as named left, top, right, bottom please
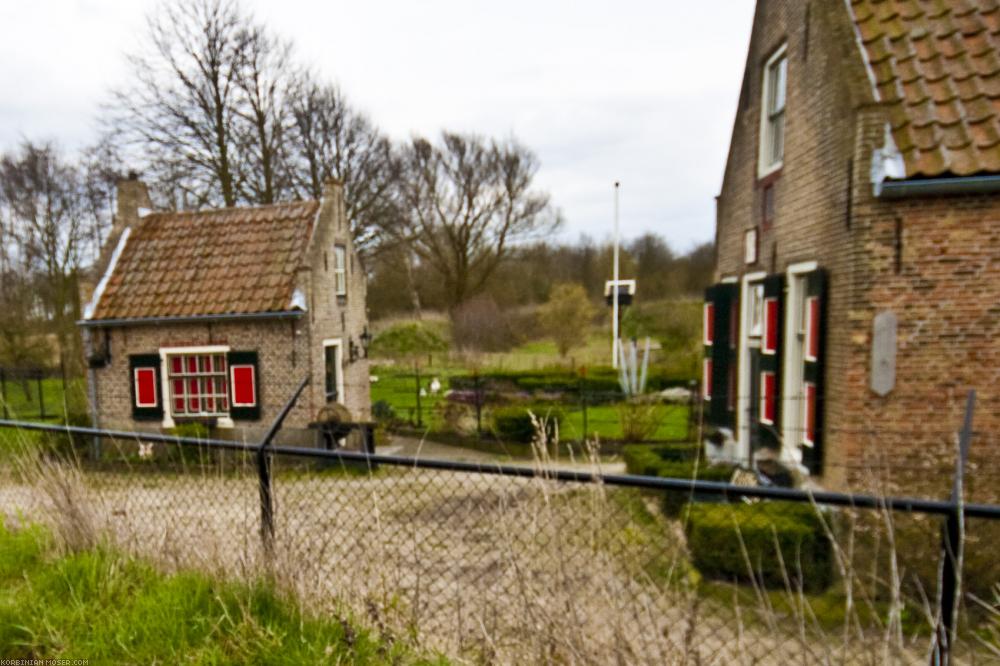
left=79, top=176, right=371, bottom=446
left=705, top=0, right=1000, bottom=498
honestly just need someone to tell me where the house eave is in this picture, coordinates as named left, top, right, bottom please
left=77, top=310, right=305, bottom=328
left=877, top=174, right=1000, bottom=200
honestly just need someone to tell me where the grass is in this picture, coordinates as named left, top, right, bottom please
left=0, top=376, right=84, bottom=422
left=0, top=519, right=444, bottom=665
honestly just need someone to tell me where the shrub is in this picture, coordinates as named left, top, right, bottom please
left=44, top=411, right=93, bottom=460
left=451, top=296, right=515, bottom=352
left=371, top=400, right=397, bottom=424
left=369, top=322, right=448, bottom=360
left=622, top=444, right=733, bottom=515
left=617, top=402, right=662, bottom=442
left=686, top=501, right=833, bottom=592
left=492, top=406, right=563, bottom=444
left=537, top=284, right=597, bottom=357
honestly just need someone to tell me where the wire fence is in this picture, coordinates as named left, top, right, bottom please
left=1, top=395, right=998, bottom=665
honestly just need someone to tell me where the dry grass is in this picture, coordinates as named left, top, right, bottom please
left=0, top=430, right=994, bottom=664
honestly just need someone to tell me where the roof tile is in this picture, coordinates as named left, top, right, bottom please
left=853, top=0, right=1000, bottom=177
left=90, top=200, right=319, bottom=321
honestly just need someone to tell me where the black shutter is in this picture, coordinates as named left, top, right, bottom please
left=705, top=283, right=738, bottom=429
left=757, top=274, right=785, bottom=450
left=129, top=354, right=163, bottom=421
left=801, top=270, right=827, bottom=474
left=227, top=351, right=261, bottom=421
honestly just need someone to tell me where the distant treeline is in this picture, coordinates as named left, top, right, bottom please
left=368, top=234, right=713, bottom=319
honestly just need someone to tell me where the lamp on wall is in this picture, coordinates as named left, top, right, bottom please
left=360, top=326, right=372, bottom=358
left=348, top=337, right=360, bottom=363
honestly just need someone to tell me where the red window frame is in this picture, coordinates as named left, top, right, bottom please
left=704, top=302, right=715, bottom=346
left=762, top=297, right=778, bottom=355
left=803, top=382, right=816, bottom=445
left=805, top=296, right=820, bottom=361
left=231, top=364, right=257, bottom=408
left=166, top=353, right=229, bottom=417
left=703, top=358, right=713, bottom=400
left=760, top=371, right=776, bottom=425
left=133, top=368, right=158, bottom=408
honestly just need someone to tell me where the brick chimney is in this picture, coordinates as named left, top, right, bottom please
left=320, top=178, right=346, bottom=231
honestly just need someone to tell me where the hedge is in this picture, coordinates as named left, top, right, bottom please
left=686, top=502, right=833, bottom=592
left=492, top=406, right=564, bottom=443
left=622, top=444, right=735, bottom=516
left=449, top=368, right=691, bottom=402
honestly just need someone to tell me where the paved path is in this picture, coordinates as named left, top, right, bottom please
left=379, top=434, right=626, bottom=475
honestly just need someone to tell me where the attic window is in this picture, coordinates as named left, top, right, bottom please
left=759, top=44, right=787, bottom=177
left=333, top=245, right=347, bottom=296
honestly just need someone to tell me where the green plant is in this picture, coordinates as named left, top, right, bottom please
left=370, top=322, right=449, bottom=360
left=372, top=399, right=398, bottom=424
left=617, top=402, right=662, bottom=442
left=686, top=501, right=833, bottom=592
left=537, top=283, right=597, bottom=357
left=492, top=405, right=563, bottom=443
left=43, top=410, right=93, bottom=460
left=622, top=444, right=733, bottom=515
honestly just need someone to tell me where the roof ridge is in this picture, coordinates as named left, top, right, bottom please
left=146, top=198, right=320, bottom=219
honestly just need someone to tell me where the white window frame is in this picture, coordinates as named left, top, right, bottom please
left=333, top=245, right=347, bottom=296
left=736, top=271, right=767, bottom=462
left=229, top=364, right=257, bottom=408
left=758, top=43, right=788, bottom=178
left=133, top=367, right=158, bottom=408
left=323, top=338, right=345, bottom=405
left=158, top=345, right=233, bottom=429
left=780, top=261, right=817, bottom=466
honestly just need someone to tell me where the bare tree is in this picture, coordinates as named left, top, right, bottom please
left=397, top=132, right=557, bottom=310
left=233, top=24, right=295, bottom=204
left=289, top=79, right=401, bottom=255
left=0, top=141, right=88, bottom=357
left=109, top=0, right=250, bottom=208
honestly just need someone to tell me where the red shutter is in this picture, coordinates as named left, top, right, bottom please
left=703, top=358, right=713, bottom=400
left=134, top=368, right=158, bottom=408
left=704, top=302, right=715, bottom=345
left=763, top=297, right=778, bottom=354
left=805, top=296, right=820, bottom=361
left=760, top=371, right=776, bottom=424
left=803, top=382, right=816, bottom=445
left=231, top=364, right=257, bottom=407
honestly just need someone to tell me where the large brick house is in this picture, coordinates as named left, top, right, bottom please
left=79, top=176, right=371, bottom=446
left=706, top=0, right=1000, bottom=498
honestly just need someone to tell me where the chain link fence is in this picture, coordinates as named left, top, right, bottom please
left=1, top=412, right=998, bottom=665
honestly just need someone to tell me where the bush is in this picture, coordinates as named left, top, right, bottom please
left=369, top=322, right=449, bottom=360
left=451, top=296, right=516, bottom=352
left=622, top=444, right=734, bottom=515
left=686, top=501, right=833, bottom=592
left=449, top=367, right=690, bottom=401
left=44, top=411, right=93, bottom=460
left=371, top=400, right=397, bottom=424
left=492, top=406, right=563, bottom=444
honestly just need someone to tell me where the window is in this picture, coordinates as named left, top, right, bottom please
left=803, top=382, right=816, bottom=445
left=748, top=283, right=765, bottom=338
left=804, top=296, right=820, bottom=361
left=167, top=353, right=229, bottom=417
left=759, top=45, right=787, bottom=177
left=333, top=245, right=347, bottom=296
left=762, top=297, right=778, bottom=354
left=703, top=358, right=713, bottom=400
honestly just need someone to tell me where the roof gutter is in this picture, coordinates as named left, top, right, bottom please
left=878, top=174, right=1000, bottom=200
left=77, top=310, right=305, bottom=328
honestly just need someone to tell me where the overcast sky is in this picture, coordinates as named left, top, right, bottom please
left=0, top=0, right=754, bottom=251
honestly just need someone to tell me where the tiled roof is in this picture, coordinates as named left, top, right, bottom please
left=89, top=200, right=319, bottom=320
left=850, top=0, right=1000, bottom=177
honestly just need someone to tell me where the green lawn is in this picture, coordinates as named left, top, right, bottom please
left=0, top=376, right=84, bottom=421
left=0, top=520, right=445, bottom=665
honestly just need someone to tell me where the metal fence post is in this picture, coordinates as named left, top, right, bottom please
left=0, top=368, right=7, bottom=420
left=256, top=376, right=310, bottom=562
left=37, top=372, right=45, bottom=420
left=579, top=370, right=588, bottom=443
left=932, top=390, right=975, bottom=666
left=474, top=372, right=483, bottom=438
left=414, top=363, right=423, bottom=427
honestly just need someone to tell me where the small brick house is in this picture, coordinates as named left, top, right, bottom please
left=79, top=176, right=371, bottom=446
left=706, top=0, right=1000, bottom=498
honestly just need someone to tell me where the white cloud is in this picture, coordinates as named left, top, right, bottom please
left=0, top=0, right=754, bottom=249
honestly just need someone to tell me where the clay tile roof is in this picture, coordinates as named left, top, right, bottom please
left=851, top=0, right=1000, bottom=177
left=89, top=200, right=320, bottom=321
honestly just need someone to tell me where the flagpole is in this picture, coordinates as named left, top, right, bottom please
left=612, top=181, right=620, bottom=369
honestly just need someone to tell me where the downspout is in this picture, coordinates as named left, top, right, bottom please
left=82, top=327, right=102, bottom=460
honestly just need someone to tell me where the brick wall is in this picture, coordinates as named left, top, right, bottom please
left=715, top=0, right=1000, bottom=500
